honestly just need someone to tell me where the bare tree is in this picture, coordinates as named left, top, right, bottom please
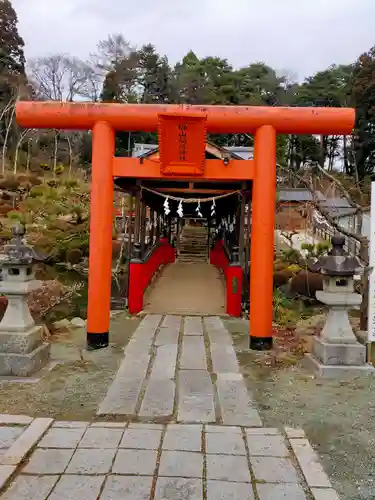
left=28, top=54, right=100, bottom=102
left=91, top=34, right=134, bottom=74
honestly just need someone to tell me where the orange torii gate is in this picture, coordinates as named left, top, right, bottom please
left=16, top=102, right=355, bottom=350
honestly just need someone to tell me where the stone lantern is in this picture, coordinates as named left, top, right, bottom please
left=305, top=234, right=374, bottom=376
left=0, top=223, right=50, bottom=376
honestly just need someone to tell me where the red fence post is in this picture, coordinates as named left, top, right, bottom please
left=128, top=241, right=175, bottom=315
left=225, top=260, right=243, bottom=317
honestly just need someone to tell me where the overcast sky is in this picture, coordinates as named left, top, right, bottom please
left=12, top=0, right=375, bottom=81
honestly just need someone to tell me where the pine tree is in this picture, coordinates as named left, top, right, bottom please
left=0, top=0, right=25, bottom=77
left=0, top=0, right=27, bottom=151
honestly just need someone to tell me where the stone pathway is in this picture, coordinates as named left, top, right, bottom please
left=0, top=416, right=340, bottom=499
left=143, top=264, right=225, bottom=315
left=0, top=316, right=341, bottom=498
left=97, top=315, right=258, bottom=425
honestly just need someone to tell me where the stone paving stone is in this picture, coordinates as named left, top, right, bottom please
left=207, top=480, right=254, bottom=499
left=48, top=475, right=104, bottom=500
left=210, top=344, right=239, bottom=373
left=203, top=317, right=224, bottom=331
left=251, top=457, right=299, bottom=483
left=128, top=422, right=164, bottom=430
left=206, top=454, right=251, bottom=482
left=216, top=373, right=262, bottom=427
left=206, top=432, right=246, bottom=455
left=125, top=339, right=153, bottom=357
left=0, top=465, right=16, bottom=490
left=79, top=427, right=123, bottom=448
left=140, top=314, right=163, bottom=329
left=53, top=421, right=89, bottom=429
left=97, top=353, right=150, bottom=416
left=180, top=336, right=207, bottom=370
left=206, top=329, right=233, bottom=345
left=120, top=428, right=162, bottom=450
left=151, top=344, right=178, bottom=379
left=0, top=417, right=53, bottom=466
left=289, top=438, right=332, bottom=488
left=0, top=427, right=24, bottom=448
left=0, top=415, right=33, bottom=425
left=1, top=475, right=58, bottom=500
left=256, top=483, right=307, bottom=500
left=163, top=425, right=202, bottom=452
left=112, top=449, right=157, bottom=475
left=155, top=327, right=179, bottom=346
left=246, top=435, right=289, bottom=457
left=245, top=428, right=280, bottom=435
left=162, top=315, right=182, bottom=328
left=97, top=376, right=145, bottom=416
left=310, top=488, right=340, bottom=500
left=139, top=378, right=175, bottom=417
left=285, top=426, right=306, bottom=439
left=66, top=449, right=116, bottom=474
left=90, top=422, right=127, bottom=428
left=100, top=476, right=153, bottom=500
left=38, top=427, right=85, bottom=448
left=184, top=317, right=203, bottom=335
left=205, top=425, right=242, bottom=434
left=23, top=448, right=74, bottom=474
left=178, top=370, right=215, bottom=423
left=155, top=477, right=203, bottom=500
left=159, top=450, right=203, bottom=478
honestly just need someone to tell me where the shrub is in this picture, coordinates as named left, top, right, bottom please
left=66, top=248, right=83, bottom=264
left=290, top=270, right=323, bottom=298
left=1, top=205, right=16, bottom=216
left=274, top=269, right=294, bottom=287
left=0, top=177, right=20, bottom=190
left=281, top=248, right=301, bottom=264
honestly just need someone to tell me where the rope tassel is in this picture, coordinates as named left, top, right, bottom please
left=211, top=199, right=216, bottom=217
left=196, top=202, right=203, bottom=218
left=177, top=200, right=184, bottom=218
left=163, top=197, right=171, bottom=215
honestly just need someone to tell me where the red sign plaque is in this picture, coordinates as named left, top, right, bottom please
left=158, top=112, right=207, bottom=176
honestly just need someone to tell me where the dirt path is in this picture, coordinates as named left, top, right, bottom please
left=144, top=262, right=225, bottom=315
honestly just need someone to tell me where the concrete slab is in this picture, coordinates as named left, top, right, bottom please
left=66, top=449, right=116, bottom=474
left=139, top=378, right=175, bottom=418
left=256, top=483, right=307, bottom=500
left=100, top=476, right=153, bottom=500
left=207, top=481, right=254, bottom=500
left=178, top=370, right=215, bottom=423
left=112, top=449, right=157, bottom=475
left=48, top=475, right=104, bottom=500
left=155, top=477, right=202, bottom=500
left=158, top=450, right=203, bottom=478
left=206, top=454, right=251, bottom=482
left=216, top=373, right=262, bottom=427
left=1, top=475, right=58, bottom=500
left=180, top=336, right=207, bottom=370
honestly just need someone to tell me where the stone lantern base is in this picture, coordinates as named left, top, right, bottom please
left=0, top=325, right=50, bottom=377
left=305, top=337, right=375, bottom=378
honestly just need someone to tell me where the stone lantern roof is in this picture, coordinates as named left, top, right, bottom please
left=309, top=234, right=363, bottom=277
left=0, top=224, right=46, bottom=265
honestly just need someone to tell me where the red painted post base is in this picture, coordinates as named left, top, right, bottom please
left=225, top=265, right=243, bottom=317
left=210, top=240, right=243, bottom=317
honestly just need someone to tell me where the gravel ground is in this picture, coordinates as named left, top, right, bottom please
left=225, top=318, right=375, bottom=500
left=0, top=313, right=141, bottom=421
